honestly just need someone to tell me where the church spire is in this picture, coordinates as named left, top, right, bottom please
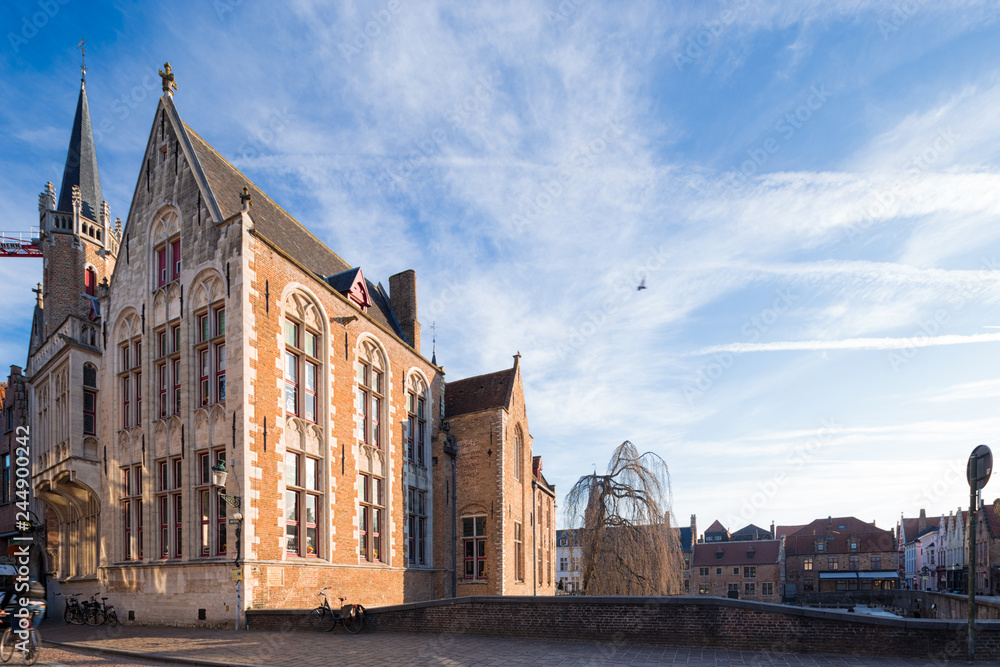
left=56, top=71, right=103, bottom=221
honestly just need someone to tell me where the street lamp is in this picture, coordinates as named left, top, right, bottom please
left=211, top=461, right=242, bottom=509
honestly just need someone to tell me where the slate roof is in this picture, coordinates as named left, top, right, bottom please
left=179, top=121, right=405, bottom=341
left=678, top=526, right=693, bottom=553
left=691, top=540, right=782, bottom=567
left=57, top=80, right=103, bottom=220
left=731, top=523, right=773, bottom=541
left=445, top=367, right=516, bottom=418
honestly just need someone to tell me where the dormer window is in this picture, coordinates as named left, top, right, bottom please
left=326, top=267, right=372, bottom=312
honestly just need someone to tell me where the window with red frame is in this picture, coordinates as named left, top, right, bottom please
left=85, top=267, right=96, bottom=296
left=155, top=238, right=181, bottom=288
left=197, top=450, right=226, bottom=556
left=284, top=320, right=319, bottom=422
left=356, top=362, right=383, bottom=447
left=407, top=487, right=426, bottom=565
left=463, top=515, right=487, bottom=580
left=121, top=465, right=143, bottom=561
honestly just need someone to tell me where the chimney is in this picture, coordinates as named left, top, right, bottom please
left=389, top=270, right=420, bottom=353
left=918, top=508, right=926, bottom=532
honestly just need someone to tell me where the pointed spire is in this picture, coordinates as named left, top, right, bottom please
left=56, top=76, right=103, bottom=221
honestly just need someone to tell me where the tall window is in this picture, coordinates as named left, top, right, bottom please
left=155, top=323, right=181, bottom=417
left=407, top=487, right=426, bottom=565
left=121, top=465, right=143, bottom=561
left=84, top=267, right=96, bottom=296
left=358, top=472, right=384, bottom=562
left=196, top=305, right=226, bottom=406
left=513, top=426, right=523, bottom=481
left=155, top=457, right=183, bottom=558
left=197, top=449, right=226, bottom=556
left=285, top=451, right=320, bottom=557
left=83, top=363, right=98, bottom=436
left=118, top=338, right=141, bottom=428
left=1, top=455, right=9, bottom=504
left=463, top=515, right=487, bottom=580
left=514, top=521, right=524, bottom=581
left=284, top=319, right=319, bottom=422
left=356, top=354, right=384, bottom=447
left=803, top=557, right=813, bottom=570
left=828, top=556, right=839, bottom=570
left=849, top=554, right=859, bottom=570
left=406, top=385, right=426, bottom=466
left=872, top=555, right=881, bottom=569
left=155, top=237, right=181, bottom=288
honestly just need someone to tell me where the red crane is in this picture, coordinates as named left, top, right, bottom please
left=0, top=230, right=42, bottom=258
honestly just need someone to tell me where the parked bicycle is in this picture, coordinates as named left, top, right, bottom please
left=308, top=588, right=364, bottom=634
left=0, top=599, right=44, bottom=665
left=56, top=593, right=85, bottom=625
left=81, top=593, right=117, bottom=627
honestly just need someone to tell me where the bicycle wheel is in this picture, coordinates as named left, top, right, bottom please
left=23, top=630, right=39, bottom=666
left=106, top=609, right=119, bottom=627
left=84, top=606, right=105, bottom=627
left=307, top=607, right=335, bottom=632
left=342, top=605, right=364, bottom=634
left=70, top=606, right=85, bottom=625
left=0, top=628, right=13, bottom=663
left=63, top=603, right=73, bottom=624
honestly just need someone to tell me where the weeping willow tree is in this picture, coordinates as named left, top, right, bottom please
left=565, top=441, right=684, bottom=595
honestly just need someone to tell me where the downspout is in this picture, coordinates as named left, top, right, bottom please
left=532, top=480, right=538, bottom=596
left=443, top=433, right=457, bottom=597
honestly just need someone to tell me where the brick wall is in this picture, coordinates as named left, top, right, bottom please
left=249, top=596, right=1000, bottom=660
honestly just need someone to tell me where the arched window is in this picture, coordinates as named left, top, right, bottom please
left=284, top=314, right=320, bottom=422
left=513, top=425, right=523, bottom=482
left=356, top=342, right=386, bottom=448
left=406, top=375, right=428, bottom=466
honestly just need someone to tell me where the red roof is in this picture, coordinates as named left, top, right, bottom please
left=691, top=540, right=781, bottom=566
left=784, top=517, right=895, bottom=556
left=774, top=524, right=805, bottom=538
left=705, top=520, right=726, bottom=533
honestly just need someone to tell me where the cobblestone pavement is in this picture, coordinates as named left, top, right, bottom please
left=39, top=620, right=994, bottom=666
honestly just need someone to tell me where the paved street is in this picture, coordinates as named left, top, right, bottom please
left=37, top=619, right=997, bottom=666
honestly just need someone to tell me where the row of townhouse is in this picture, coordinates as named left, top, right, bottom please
left=1, top=65, right=558, bottom=625
left=556, top=514, right=899, bottom=602
left=899, top=503, right=1000, bottom=595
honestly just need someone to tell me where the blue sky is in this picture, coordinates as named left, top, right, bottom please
left=4, top=0, right=1000, bottom=535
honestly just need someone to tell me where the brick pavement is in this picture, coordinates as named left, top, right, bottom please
left=39, top=619, right=992, bottom=666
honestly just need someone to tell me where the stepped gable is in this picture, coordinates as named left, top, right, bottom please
left=445, top=367, right=516, bottom=418
left=179, top=122, right=404, bottom=340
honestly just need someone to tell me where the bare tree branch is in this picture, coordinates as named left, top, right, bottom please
left=565, top=441, right=684, bottom=595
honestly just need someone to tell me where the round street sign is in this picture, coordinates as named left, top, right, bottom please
left=968, top=444, right=993, bottom=491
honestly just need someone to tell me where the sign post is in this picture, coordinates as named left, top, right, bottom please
left=967, top=445, right=992, bottom=663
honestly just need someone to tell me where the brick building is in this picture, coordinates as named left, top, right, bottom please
left=783, top=516, right=898, bottom=597
left=25, top=67, right=555, bottom=625
left=690, top=538, right=783, bottom=600
left=443, top=357, right=556, bottom=596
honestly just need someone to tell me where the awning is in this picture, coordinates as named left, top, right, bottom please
left=858, top=571, right=899, bottom=579
left=818, top=571, right=899, bottom=580
left=819, top=572, right=855, bottom=579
